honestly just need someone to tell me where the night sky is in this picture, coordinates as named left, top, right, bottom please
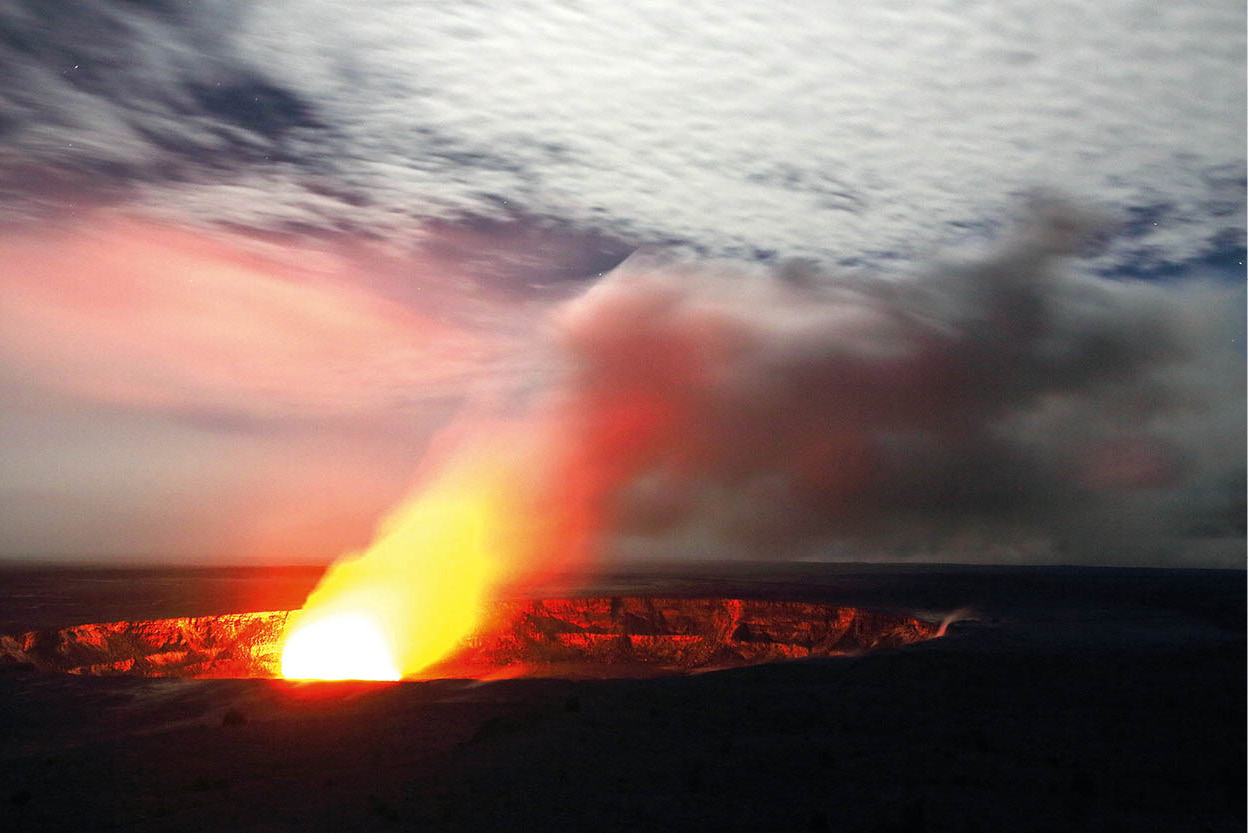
left=0, top=0, right=1243, bottom=566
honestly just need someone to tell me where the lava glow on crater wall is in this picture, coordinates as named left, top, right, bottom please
left=0, top=598, right=946, bottom=679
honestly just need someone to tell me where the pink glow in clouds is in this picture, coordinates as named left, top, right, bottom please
left=0, top=217, right=512, bottom=562
left=0, top=219, right=488, bottom=420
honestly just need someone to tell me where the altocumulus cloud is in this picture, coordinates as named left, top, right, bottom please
left=220, top=0, right=1246, bottom=271
left=1, top=0, right=1243, bottom=279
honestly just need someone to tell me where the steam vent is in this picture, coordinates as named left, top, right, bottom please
left=0, top=598, right=941, bottom=679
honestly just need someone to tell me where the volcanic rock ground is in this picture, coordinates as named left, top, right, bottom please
left=0, top=562, right=1243, bottom=831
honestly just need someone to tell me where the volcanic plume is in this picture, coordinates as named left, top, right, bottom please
left=282, top=200, right=1243, bottom=679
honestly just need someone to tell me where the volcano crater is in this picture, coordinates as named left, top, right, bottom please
left=0, top=597, right=943, bottom=679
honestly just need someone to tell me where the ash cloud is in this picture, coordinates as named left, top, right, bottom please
left=537, top=202, right=1244, bottom=567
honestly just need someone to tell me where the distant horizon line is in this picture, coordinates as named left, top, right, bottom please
left=0, top=556, right=1241, bottom=574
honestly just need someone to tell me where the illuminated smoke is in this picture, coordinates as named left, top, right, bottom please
left=537, top=200, right=1244, bottom=566
left=284, top=198, right=1242, bottom=676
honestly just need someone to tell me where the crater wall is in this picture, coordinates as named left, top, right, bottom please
left=0, top=598, right=941, bottom=678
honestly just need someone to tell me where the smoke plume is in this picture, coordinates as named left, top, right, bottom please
left=498, top=201, right=1244, bottom=570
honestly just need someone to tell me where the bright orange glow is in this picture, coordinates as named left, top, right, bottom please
left=280, top=437, right=544, bottom=681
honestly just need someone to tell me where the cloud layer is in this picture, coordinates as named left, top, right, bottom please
left=0, top=220, right=518, bottom=420
left=0, top=219, right=531, bottom=562
left=1, top=0, right=1243, bottom=278
left=0, top=2, right=1241, bottom=566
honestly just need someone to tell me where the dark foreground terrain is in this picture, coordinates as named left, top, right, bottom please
left=0, top=562, right=1243, bottom=830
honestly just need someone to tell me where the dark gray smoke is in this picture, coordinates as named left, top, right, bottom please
left=541, top=201, right=1244, bottom=567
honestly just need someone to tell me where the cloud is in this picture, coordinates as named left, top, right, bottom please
left=1, top=0, right=1242, bottom=281
left=227, top=0, right=1245, bottom=270
left=0, top=215, right=617, bottom=562
left=0, top=0, right=327, bottom=222
left=0, top=1, right=1242, bottom=567
left=0, top=218, right=505, bottom=421
left=0, top=398, right=428, bottom=562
